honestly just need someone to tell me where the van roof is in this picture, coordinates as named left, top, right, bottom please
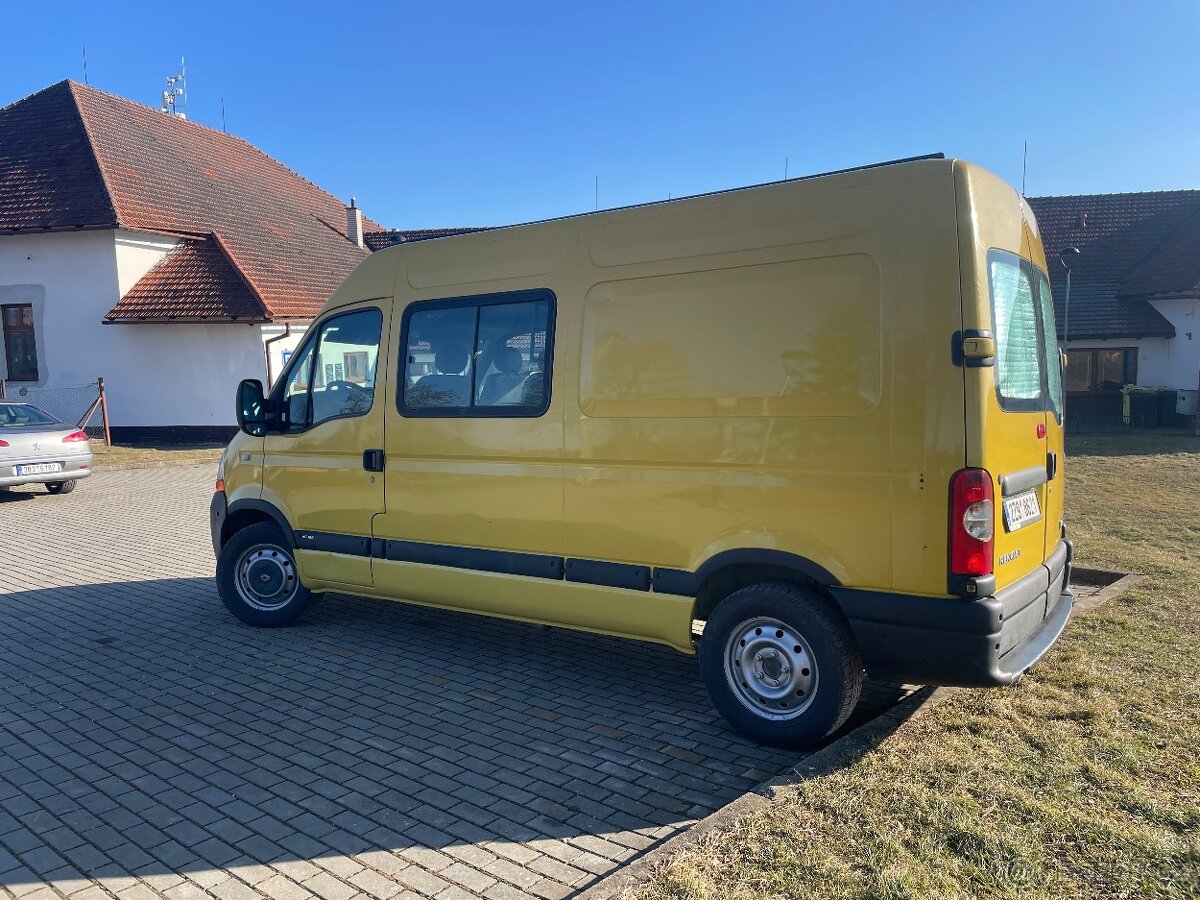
left=320, top=152, right=956, bottom=315
left=401, top=152, right=949, bottom=242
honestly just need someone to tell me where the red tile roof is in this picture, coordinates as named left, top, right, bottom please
left=1028, top=191, right=1200, bottom=340
left=0, top=80, right=383, bottom=321
left=105, top=235, right=267, bottom=322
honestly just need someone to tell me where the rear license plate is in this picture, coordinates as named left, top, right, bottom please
left=1002, top=488, right=1042, bottom=531
left=16, top=462, right=62, bottom=476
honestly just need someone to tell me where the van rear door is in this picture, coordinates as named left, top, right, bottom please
left=975, top=247, right=1061, bottom=591
left=1032, top=265, right=1066, bottom=566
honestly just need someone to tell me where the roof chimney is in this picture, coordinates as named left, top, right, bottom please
left=347, top=197, right=364, bottom=249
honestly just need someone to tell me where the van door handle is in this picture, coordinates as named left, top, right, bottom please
left=363, top=449, right=384, bottom=472
left=1047, top=451, right=1058, bottom=481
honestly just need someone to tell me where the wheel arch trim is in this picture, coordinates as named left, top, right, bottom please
left=653, top=549, right=842, bottom=597
left=222, top=499, right=296, bottom=549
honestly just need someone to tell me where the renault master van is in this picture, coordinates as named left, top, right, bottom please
left=210, top=155, right=1072, bottom=748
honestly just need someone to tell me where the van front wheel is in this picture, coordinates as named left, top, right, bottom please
left=217, top=522, right=312, bottom=627
left=699, top=582, right=863, bottom=749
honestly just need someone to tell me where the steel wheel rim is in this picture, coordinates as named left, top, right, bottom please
left=723, top=616, right=817, bottom=720
left=235, top=543, right=298, bottom=611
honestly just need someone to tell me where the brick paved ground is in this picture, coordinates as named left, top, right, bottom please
left=0, top=467, right=910, bottom=900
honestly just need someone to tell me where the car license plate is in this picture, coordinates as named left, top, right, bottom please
left=16, top=462, right=62, bottom=476
left=1002, top=488, right=1041, bottom=531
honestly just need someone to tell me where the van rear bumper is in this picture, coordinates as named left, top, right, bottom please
left=830, top=539, right=1074, bottom=687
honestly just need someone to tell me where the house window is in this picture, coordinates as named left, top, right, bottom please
left=1065, top=348, right=1137, bottom=394
left=1, top=304, right=38, bottom=382
left=399, top=289, right=555, bottom=417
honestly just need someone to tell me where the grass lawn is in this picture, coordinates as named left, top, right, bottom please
left=635, top=433, right=1200, bottom=900
left=89, top=442, right=223, bottom=471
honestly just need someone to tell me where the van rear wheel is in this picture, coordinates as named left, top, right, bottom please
left=699, top=582, right=862, bottom=749
left=217, top=521, right=312, bottom=627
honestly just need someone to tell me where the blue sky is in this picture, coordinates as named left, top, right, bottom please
left=2, top=1, right=1197, bottom=229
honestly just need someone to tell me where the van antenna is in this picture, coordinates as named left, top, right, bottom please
left=594, top=175, right=599, bottom=211
left=784, top=157, right=789, bottom=180
left=1021, top=141, right=1028, bottom=196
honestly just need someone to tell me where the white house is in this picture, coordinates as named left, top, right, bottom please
left=0, top=80, right=383, bottom=441
left=1029, top=191, right=1200, bottom=426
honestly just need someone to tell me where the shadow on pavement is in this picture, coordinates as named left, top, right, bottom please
left=0, top=577, right=910, bottom=895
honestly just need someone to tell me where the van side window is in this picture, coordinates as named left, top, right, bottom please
left=400, top=290, right=554, bottom=417
left=275, top=307, right=382, bottom=432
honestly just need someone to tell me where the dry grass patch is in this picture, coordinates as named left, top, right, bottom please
left=90, top=442, right=223, bottom=471
left=635, top=434, right=1200, bottom=900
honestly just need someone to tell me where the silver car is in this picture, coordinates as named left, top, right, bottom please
left=0, top=401, right=93, bottom=494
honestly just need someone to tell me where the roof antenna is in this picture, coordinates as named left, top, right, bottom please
left=160, top=59, right=186, bottom=119
left=82, top=44, right=89, bottom=85
left=1021, top=140, right=1028, bottom=196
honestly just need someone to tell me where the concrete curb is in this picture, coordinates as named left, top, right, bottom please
left=576, top=570, right=1145, bottom=900
left=1071, top=566, right=1150, bottom=614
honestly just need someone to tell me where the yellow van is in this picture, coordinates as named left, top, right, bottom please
left=210, top=155, right=1072, bottom=748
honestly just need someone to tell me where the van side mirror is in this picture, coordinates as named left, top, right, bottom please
left=236, top=379, right=268, bottom=436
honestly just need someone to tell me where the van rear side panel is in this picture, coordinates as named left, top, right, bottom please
left=565, top=161, right=966, bottom=598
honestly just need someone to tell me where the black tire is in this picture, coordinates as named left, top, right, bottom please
left=217, top=521, right=312, bottom=627
left=699, top=582, right=863, bottom=749
left=46, top=480, right=77, bottom=495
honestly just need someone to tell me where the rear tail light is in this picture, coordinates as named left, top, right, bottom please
left=949, top=468, right=994, bottom=577
left=0, top=439, right=7, bottom=447
left=62, top=431, right=89, bottom=443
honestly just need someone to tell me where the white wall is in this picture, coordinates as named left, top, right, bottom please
left=1146, top=298, right=1200, bottom=391
left=113, top=230, right=180, bottom=296
left=0, top=229, right=271, bottom=427
left=0, top=230, right=115, bottom=389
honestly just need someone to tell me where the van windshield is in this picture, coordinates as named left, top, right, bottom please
left=987, top=250, right=1062, bottom=419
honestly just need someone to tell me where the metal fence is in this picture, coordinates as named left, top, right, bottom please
left=0, top=378, right=112, bottom=444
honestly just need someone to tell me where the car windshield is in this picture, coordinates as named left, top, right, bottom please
left=0, top=403, right=60, bottom=427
